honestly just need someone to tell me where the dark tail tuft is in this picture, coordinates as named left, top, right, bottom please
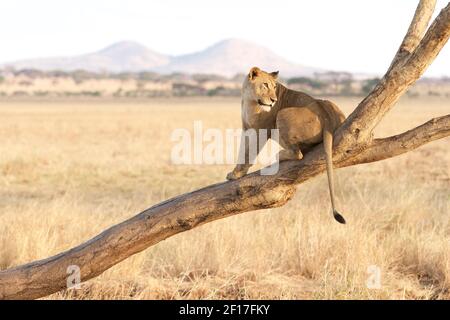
left=333, top=210, right=346, bottom=224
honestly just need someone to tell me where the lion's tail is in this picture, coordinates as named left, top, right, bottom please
left=323, top=128, right=345, bottom=224
left=320, top=100, right=346, bottom=224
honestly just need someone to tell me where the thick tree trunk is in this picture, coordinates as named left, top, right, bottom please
left=0, top=0, right=449, bottom=300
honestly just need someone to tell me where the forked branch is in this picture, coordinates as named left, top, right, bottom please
left=388, top=0, right=437, bottom=71
left=335, top=1, right=449, bottom=148
left=340, top=115, right=450, bottom=166
left=0, top=0, right=449, bottom=300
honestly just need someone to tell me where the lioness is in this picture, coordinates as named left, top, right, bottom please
left=226, top=67, right=346, bottom=224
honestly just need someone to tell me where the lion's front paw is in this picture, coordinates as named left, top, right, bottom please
left=226, top=171, right=244, bottom=181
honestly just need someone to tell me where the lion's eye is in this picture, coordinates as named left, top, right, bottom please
left=263, top=83, right=269, bottom=89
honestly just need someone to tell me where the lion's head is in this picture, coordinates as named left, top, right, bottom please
left=243, top=67, right=279, bottom=112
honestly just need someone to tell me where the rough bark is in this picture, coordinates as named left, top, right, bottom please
left=0, top=0, right=449, bottom=300
left=387, top=0, right=437, bottom=71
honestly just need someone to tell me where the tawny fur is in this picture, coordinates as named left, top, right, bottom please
left=226, top=67, right=346, bottom=223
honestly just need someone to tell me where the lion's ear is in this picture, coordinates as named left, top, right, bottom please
left=249, top=67, right=260, bottom=80
left=270, top=71, right=279, bottom=80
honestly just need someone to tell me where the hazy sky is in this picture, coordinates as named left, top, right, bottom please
left=0, top=0, right=448, bottom=76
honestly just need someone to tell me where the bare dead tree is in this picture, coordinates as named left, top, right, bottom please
left=0, top=0, right=449, bottom=300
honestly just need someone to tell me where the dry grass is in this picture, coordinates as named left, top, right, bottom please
left=0, top=96, right=448, bottom=300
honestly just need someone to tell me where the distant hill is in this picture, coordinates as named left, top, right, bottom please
left=154, top=39, right=321, bottom=77
left=2, top=39, right=322, bottom=78
left=3, top=41, right=170, bottom=73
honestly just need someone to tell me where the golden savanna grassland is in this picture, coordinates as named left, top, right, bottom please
left=0, top=96, right=448, bottom=299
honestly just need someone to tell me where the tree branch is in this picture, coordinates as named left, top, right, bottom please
left=335, top=1, right=449, bottom=148
left=388, top=0, right=436, bottom=71
left=340, top=115, right=450, bottom=166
